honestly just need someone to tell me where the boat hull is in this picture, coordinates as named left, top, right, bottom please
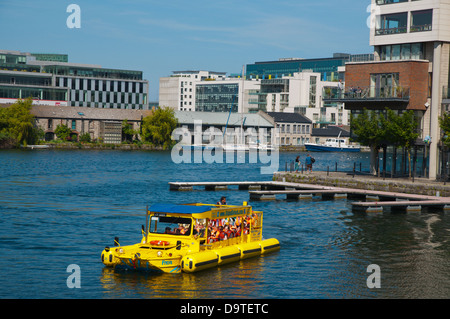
left=102, top=238, right=280, bottom=274
left=304, top=143, right=360, bottom=152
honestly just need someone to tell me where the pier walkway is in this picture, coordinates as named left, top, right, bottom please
left=169, top=171, right=450, bottom=213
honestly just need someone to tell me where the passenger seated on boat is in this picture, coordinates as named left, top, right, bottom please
left=224, top=225, right=233, bottom=239
left=243, top=218, right=250, bottom=235
left=193, top=220, right=206, bottom=238
left=218, top=226, right=227, bottom=240
left=176, top=224, right=190, bottom=235
left=234, top=225, right=241, bottom=237
left=208, top=226, right=219, bottom=243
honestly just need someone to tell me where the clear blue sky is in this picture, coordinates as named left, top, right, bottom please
left=1, top=0, right=372, bottom=101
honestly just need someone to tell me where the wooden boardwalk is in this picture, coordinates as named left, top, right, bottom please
left=169, top=180, right=450, bottom=213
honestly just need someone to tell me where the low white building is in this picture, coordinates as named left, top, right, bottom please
left=174, top=110, right=274, bottom=146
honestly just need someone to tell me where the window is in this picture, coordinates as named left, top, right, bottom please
left=370, top=73, right=400, bottom=98
left=376, top=12, right=407, bottom=35
left=72, top=120, right=76, bottom=130
left=401, top=44, right=411, bottom=60
left=411, top=43, right=423, bottom=59
left=411, top=10, right=432, bottom=32
left=309, top=76, right=317, bottom=107
left=391, top=45, right=401, bottom=60
left=149, top=216, right=192, bottom=236
left=380, top=43, right=424, bottom=60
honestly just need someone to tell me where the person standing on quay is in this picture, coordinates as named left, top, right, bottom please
left=305, top=154, right=313, bottom=173
left=295, top=156, right=300, bottom=172
left=217, top=196, right=227, bottom=205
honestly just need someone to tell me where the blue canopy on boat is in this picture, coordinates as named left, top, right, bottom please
left=149, top=203, right=213, bottom=215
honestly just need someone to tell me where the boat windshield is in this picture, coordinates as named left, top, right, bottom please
left=149, top=215, right=192, bottom=236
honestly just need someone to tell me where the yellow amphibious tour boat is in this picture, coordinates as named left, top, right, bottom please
left=101, top=202, right=280, bottom=273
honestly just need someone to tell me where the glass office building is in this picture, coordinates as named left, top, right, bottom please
left=196, top=83, right=239, bottom=112
left=0, top=50, right=149, bottom=109
left=246, top=53, right=374, bottom=82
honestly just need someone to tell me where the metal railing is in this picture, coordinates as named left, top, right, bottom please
left=323, top=86, right=410, bottom=101
left=410, top=24, right=432, bottom=32
left=376, top=0, right=408, bottom=4
left=375, top=27, right=407, bottom=36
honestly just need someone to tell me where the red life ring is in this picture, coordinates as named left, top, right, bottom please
left=150, top=240, right=170, bottom=246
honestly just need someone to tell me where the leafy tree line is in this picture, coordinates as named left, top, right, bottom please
left=0, top=99, right=178, bottom=150
left=0, top=98, right=42, bottom=147
left=350, top=108, right=419, bottom=176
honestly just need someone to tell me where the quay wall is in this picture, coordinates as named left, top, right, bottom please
left=35, top=143, right=164, bottom=150
left=273, top=172, right=450, bottom=198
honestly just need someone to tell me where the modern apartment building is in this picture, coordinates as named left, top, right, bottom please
left=159, top=70, right=227, bottom=111
left=0, top=50, right=149, bottom=110
left=250, top=71, right=349, bottom=127
left=246, top=53, right=374, bottom=82
left=324, top=0, right=450, bottom=180
left=195, top=78, right=261, bottom=113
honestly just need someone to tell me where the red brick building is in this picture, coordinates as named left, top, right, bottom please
left=343, top=60, right=430, bottom=111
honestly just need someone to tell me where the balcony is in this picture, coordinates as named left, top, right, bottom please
left=376, top=12, right=407, bottom=36
left=410, top=24, right=432, bottom=33
left=323, top=86, right=410, bottom=110
left=375, top=26, right=407, bottom=36
left=411, top=10, right=433, bottom=33
left=248, top=99, right=266, bottom=105
left=324, top=85, right=409, bottom=100
left=376, top=0, right=408, bottom=4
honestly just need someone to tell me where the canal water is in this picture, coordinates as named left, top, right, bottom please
left=0, top=149, right=449, bottom=299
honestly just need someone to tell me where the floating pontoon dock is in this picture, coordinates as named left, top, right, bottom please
left=169, top=181, right=450, bottom=213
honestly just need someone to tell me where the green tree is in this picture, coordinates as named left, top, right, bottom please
left=439, top=113, right=450, bottom=148
left=380, top=109, right=419, bottom=177
left=55, top=124, right=72, bottom=141
left=350, top=109, right=385, bottom=174
left=0, top=98, right=39, bottom=147
left=352, top=108, right=419, bottom=177
left=141, top=107, right=178, bottom=149
left=122, top=119, right=137, bottom=143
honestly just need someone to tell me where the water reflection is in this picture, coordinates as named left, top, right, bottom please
left=99, top=255, right=273, bottom=299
